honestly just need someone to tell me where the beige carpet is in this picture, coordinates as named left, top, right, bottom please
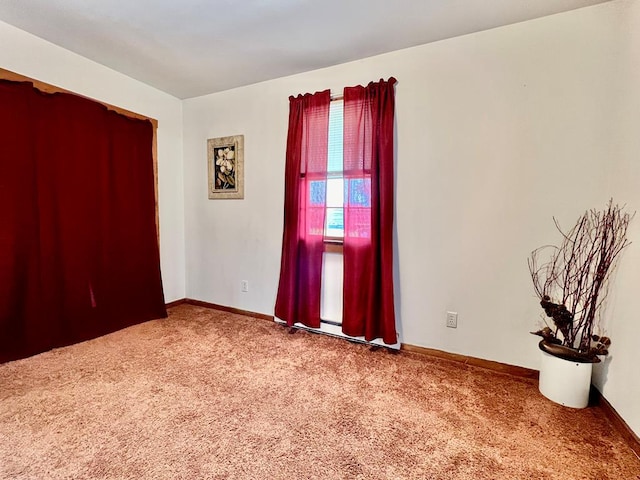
left=0, top=305, right=638, bottom=480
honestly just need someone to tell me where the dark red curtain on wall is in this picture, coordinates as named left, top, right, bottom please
left=274, top=90, right=330, bottom=328
left=0, top=80, right=166, bottom=363
left=97, top=110, right=166, bottom=327
left=342, top=78, right=397, bottom=344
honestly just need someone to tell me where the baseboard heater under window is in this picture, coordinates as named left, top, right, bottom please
left=273, top=318, right=400, bottom=350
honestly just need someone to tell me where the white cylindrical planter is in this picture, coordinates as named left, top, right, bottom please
left=539, top=350, right=593, bottom=408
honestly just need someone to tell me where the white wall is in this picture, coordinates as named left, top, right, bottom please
left=0, top=20, right=186, bottom=302
left=183, top=0, right=640, bottom=435
left=590, top=0, right=640, bottom=438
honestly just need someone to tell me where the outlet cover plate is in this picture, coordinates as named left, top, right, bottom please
left=446, top=311, right=458, bottom=328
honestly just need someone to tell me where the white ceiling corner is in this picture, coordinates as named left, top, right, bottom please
left=0, top=0, right=612, bottom=99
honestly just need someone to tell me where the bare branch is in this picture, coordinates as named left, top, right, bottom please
left=528, top=200, right=633, bottom=358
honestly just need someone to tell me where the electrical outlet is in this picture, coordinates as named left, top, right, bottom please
left=446, top=311, right=458, bottom=328
left=241, top=280, right=249, bottom=293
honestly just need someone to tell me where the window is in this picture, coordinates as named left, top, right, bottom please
left=308, top=99, right=344, bottom=245
left=325, top=99, right=344, bottom=239
left=324, top=99, right=374, bottom=243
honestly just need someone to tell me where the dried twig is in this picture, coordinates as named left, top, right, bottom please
left=528, top=200, right=633, bottom=359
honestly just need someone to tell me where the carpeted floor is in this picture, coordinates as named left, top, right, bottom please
left=0, top=305, right=638, bottom=479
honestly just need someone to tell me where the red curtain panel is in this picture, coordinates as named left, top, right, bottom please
left=96, top=110, right=166, bottom=329
left=0, top=80, right=166, bottom=363
left=274, top=90, right=330, bottom=328
left=342, top=78, right=397, bottom=344
left=0, top=81, right=42, bottom=358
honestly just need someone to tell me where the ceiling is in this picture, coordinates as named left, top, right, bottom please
left=0, top=0, right=610, bottom=99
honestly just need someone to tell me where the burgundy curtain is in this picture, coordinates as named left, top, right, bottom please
left=342, top=78, right=397, bottom=344
left=275, top=91, right=330, bottom=328
left=0, top=80, right=166, bottom=363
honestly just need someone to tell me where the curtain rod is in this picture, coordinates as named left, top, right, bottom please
left=330, top=93, right=343, bottom=101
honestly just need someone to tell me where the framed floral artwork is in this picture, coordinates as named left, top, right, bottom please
left=207, top=134, right=244, bottom=199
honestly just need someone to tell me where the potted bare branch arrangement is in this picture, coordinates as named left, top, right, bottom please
left=528, top=200, right=633, bottom=408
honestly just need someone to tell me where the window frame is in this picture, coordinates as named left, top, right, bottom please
left=323, top=97, right=345, bottom=252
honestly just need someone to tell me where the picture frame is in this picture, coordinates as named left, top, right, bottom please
left=207, top=134, right=244, bottom=199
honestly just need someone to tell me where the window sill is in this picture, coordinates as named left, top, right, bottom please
left=324, top=238, right=343, bottom=254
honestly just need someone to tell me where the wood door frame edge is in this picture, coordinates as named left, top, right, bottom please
left=0, top=68, right=158, bottom=126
